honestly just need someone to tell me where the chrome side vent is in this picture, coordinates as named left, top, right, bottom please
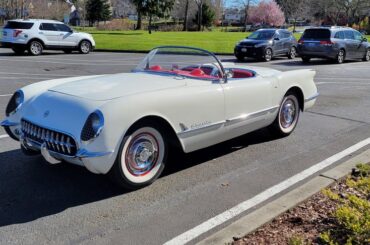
left=21, top=119, right=77, bottom=156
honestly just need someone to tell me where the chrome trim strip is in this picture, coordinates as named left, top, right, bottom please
left=1, top=120, right=19, bottom=127
left=305, top=92, right=319, bottom=103
left=75, top=149, right=113, bottom=158
left=177, top=120, right=226, bottom=138
left=226, top=106, right=279, bottom=126
left=177, top=106, right=279, bottom=138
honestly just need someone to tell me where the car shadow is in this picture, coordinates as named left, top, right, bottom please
left=0, top=128, right=280, bottom=227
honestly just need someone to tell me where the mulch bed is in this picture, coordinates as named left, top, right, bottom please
left=232, top=169, right=367, bottom=245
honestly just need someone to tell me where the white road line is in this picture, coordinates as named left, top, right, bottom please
left=0, top=135, right=9, bottom=139
left=316, top=82, right=370, bottom=85
left=0, top=72, right=70, bottom=77
left=0, top=94, right=12, bottom=97
left=164, top=137, right=370, bottom=245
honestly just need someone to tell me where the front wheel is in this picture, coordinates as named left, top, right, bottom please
left=269, top=93, right=300, bottom=137
left=362, top=49, right=370, bottom=62
left=109, top=125, right=167, bottom=189
left=79, top=40, right=92, bottom=54
left=263, top=48, right=273, bottom=62
left=288, top=46, right=297, bottom=59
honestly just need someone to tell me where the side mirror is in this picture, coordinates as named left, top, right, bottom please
left=274, top=37, right=280, bottom=41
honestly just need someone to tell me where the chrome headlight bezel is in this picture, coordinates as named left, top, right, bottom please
left=5, top=90, right=24, bottom=116
left=81, top=110, right=105, bottom=142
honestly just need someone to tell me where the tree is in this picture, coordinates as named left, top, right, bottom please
left=193, top=3, right=215, bottom=30
left=194, top=0, right=204, bottom=31
left=132, top=0, right=145, bottom=30
left=276, top=0, right=310, bottom=32
left=85, top=0, right=111, bottom=26
left=183, top=0, right=190, bottom=31
left=145, top=0, right=174, bottom=34
left=234, top=0, right=257, bottom=25
left=249, top=0, right=285, bottom=27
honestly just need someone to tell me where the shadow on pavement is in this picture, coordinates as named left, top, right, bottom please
left=0, top=128, right=279, bottom=227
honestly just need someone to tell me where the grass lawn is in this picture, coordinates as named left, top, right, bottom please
left=84, top=29, right=370, bottom=54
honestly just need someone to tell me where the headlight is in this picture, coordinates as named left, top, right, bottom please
left=81, top=110, right=104, bottom=142
left=5, top=90, right=24, bottom=116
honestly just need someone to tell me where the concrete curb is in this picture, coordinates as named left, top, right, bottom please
left=197, top=149, right=370, bottom=245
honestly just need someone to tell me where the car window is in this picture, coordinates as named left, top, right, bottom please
left=302, top=29, right=331, bottom=40
left=56, top=24, right=72, bottom=32
left=281, top=32, right=291, bottom=39
left=248, top=30, right=276, bottom=40
left=4, top=21, right=34, bottom=29
left=344, top=30, right=355, bottom=40
left=334, top=31, right=345, bottom=39
left=353, top=31, right=363, bottom=41
left=40, top=23, right=58, bottom=31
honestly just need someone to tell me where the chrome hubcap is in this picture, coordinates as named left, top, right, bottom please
left=338, top=51, right=344, bottom=62
left=31, top=42, right=41, bottom=54
left=125, top=133, right=159, bottom=176
left=81, top=42, right=90, bottom=53
left=366, top=51, right=370, bottom=60
left=291, top=48, right=296, bottom=57
left=280, top=99, right=296, bottom=128
left=265, top=50, right=272, bottom=60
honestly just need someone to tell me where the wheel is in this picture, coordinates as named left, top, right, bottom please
left=269, top=93, right=300, bottom=137
left=12, top=47, right=25, bottom=55
left=79, top=40, right=91, bottom=54
left=301, top=56, right=311, bottom=63
left=63, top=50, right=72, bottom=54
left=263, top=48, right=273, bottom=62
left=288, top=46, right=297, bottom=59
left=236, top=55, right=244, bottom=62
left=28, top=40, right=43, bottom=56
left=335, top=49, right=345, bottom=64
left=109, top=124, right=168, bottom=189
left=362, top=49, right=370, bottom=62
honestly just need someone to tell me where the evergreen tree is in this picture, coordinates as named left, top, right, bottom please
left=85, top=0, right=111, bottom=26
left=194, top=3, right=215, bottom=30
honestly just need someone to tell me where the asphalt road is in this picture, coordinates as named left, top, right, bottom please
left=0, top=49, right=370, bottom=245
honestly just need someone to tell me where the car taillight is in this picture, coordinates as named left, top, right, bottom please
left=320, top=40, right=334, bottom=46
left=13, top=30, right=22, bottom=37
left=298, top=39, right=304, bottom=44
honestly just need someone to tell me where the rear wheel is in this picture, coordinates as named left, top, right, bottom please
left=79, top=40, right=91, bottom=54
left=288, top=46, right=297, bottom=59
left=335, top=49, right=345, bottom=64
left=362, top=49, right=370, bottom=62
left=301, top=56, right=311, bottom=63
left=269, top=93, right=300, bottom=137
left=263, top=48, right=273, bottom=62
left=12, top=47, right=25, bottom=55
left=109, top=124, right=167, bottom=189
left=28, top=40, right=43, bottom=56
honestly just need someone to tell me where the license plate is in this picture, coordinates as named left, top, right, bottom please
left=241, top=48, right=247, bottom=52
left=308, top=43, right=316, bottom=47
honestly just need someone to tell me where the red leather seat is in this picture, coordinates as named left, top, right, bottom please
left=232, top=69, right=254, bottom=78
left=189, top=68, right=205, bottom=77
left=149, top=65, right=162, bottom=71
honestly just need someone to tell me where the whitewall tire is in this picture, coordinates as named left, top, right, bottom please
left=109, top=125, right=167, bottom=189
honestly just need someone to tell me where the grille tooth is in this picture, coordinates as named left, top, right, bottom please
left=21, top=119, right=77, bottom=156
left=60, top=135, right=65, bottom=153
left=66, top=137, right=71, bottom=154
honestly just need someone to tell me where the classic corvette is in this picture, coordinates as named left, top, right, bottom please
left=1, top=46, right=318, bottom=189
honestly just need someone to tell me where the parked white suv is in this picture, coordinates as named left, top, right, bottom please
left=1, top=19, right=96, bottom=56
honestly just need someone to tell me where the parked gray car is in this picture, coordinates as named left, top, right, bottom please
left=297, top=27, right=370, bottom=64
left=234, top=29, right=298, bottom=62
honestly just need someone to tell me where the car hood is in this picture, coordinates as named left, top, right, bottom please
left=49, top=73, right=187, bottom=101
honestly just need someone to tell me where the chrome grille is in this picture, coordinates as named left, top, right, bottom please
left=21, top=119, right=77, bottom=156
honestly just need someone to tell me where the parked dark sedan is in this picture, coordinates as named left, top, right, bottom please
left=234, top=29, right=298, bottom=62
left=297, top=27, right=370, bottom=64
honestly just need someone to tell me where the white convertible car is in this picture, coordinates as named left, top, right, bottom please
left=1, top=46, right=318, bottom=189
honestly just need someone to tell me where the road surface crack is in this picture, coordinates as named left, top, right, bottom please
left=306, top=111, right=370, bottom=125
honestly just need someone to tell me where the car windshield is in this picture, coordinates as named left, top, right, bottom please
left=302, top=29, right=331, bottom=40
left=247, top=30, right=275, bottom=40
left=134, top=47, right=224, bottom=80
